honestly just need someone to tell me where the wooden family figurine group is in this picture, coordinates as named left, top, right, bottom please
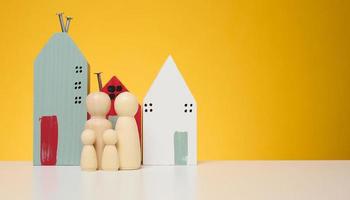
left=80, top=91, right=141, bottom=171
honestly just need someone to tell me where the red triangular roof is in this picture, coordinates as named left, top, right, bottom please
left=101, top=76, right=129, bottom=115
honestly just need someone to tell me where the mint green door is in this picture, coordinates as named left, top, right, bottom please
left=174, top=131, right=188, bottom=165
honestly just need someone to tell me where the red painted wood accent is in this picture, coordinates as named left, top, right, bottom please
left=101, top=76, right=128, bottom=115
left=101, top=76, right=143, bottom=145
left=135, top=104, right=142, bottom=145
left=40, top=116, right=58, bottom=165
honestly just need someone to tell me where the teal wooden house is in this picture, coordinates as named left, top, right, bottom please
left=34, top=14, right=89, bottom=165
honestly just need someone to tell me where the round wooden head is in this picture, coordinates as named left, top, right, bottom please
left=114, top=92, right=138, bottom=117
left=81, top=129, right=96, bottom=145
left=86, top=92, right=111, bottom=117
left=103, top=129, right=117, bottom=145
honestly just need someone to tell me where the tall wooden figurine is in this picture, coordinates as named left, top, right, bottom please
left=85, top=92, right=112, bottom=169
left=97, top=75, right=143, bottom=148
left=33, top=13, right=89, bottom=165
left=143, top=55, right=197, bottom=165
left=115, top=92, right=141, bottom=169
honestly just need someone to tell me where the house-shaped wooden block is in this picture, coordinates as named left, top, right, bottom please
left=33, top=32, right=89, bottom=165
left=143, top=55, right=197, bottom=165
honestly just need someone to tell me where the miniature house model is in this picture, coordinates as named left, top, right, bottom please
left=33, top=17, right=89, bottom=165
left=143, top=55, right=197, bottom=165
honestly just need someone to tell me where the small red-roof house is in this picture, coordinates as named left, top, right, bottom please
left=101, top=76, right=142, bottom=145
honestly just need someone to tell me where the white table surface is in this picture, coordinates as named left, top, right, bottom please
left=0, top=161, right=349, bottom=200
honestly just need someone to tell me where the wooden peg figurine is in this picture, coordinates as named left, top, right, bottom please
left=101, top=129, right=119, bottom=170
left=115, top=92, right=141, bottom=170
left=85, top=92, right=112, bottom=169
left=80, top=129, right=97, bottom=171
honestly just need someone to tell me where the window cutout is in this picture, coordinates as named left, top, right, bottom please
left=145, top=102, right=154, bottom=112
left=184, top=103, right=194, bottom=113
left=74, top=65, right=83, bottom=73
left=74, top=81, right=82, bottom=89
left=75, top=96, right=82, bottom=104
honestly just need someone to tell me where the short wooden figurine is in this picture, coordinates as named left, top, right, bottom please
left=80, top=129, right=97, bottom=171
left=84, top=92, right=112, bottom=169
left=101, top=129, right=119, bottom=170
left=115, top=92, right=141, bottom=169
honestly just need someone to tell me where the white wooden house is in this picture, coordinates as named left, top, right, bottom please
left=143, top=55, right=197, bottom=165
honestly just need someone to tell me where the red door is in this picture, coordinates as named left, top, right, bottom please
left=40, top=116, right=58, bottom=165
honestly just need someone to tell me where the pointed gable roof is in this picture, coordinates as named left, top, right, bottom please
left=101, top=76, right=129, bottom=116
left=101, top=76, right=129, bottom=94
left=35, top=33, right=87, bottom=65
left=144, top=55, right=195, bottom=101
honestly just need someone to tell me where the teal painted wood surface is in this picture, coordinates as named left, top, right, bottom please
left=34, top=33, right=89, bottom=165
left=174, top=131, right=188, bottom=165
left=108, top=115, right=119, bottom=129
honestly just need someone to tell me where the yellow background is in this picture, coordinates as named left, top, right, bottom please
left=0, top=0, right=349, bottom=160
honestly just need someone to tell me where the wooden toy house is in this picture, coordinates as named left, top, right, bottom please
left=143, top=55, right=197, bottom=165
left=34, top=30, right=89, bottom=165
